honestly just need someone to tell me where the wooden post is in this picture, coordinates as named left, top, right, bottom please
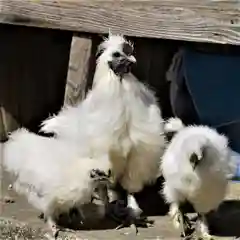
left=64, top=34, right=102, bottom=106
left=64, top=36, right=93, bottom=105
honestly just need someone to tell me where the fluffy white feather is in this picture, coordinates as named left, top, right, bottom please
left=164, top=117, right=185, bottom=133
left=41, top=35, right=165, bottom=194
left=3, top=128, right=111, bottom=235
left=161, top=124, right=233, bottom=238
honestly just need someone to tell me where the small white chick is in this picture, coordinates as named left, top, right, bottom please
left=161, top=124, right=233, bottom=239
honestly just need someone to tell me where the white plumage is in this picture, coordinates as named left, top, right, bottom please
left=163, top=117, right=185, bottom=143
left=161, top=121, right=233, bottom=238
left=164, top=117, right=185, bottom=133
left=3, top=128, right=111, bottom=237
left=41, top=34, right=166, bottom=221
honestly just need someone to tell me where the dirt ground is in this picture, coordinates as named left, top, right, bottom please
left=1, top=169, right=240, bottom=240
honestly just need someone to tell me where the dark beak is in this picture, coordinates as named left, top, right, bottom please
left=190, top=152, right=202, bottom=170
left=109, top=55, right=137, bottom=78
left=127, top=55, right=136, bottom=64
left=120, top=56, right=136, bottom=80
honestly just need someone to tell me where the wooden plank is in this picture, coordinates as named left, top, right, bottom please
left=84, top=35, right=103, bottom=95
left=0, top=107, right=7, bottom=141
left=64, top=34, right=102, bottom=106
left=0, top=24, right=72, bottom=134
left=0, top=0, right=240, bottom=45
left=0, top=107, right=19, bottom=141
left=64, top=36, right=93, bottom=105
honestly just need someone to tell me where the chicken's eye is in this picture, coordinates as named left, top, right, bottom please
left=112, top=52, right=121, bottom=58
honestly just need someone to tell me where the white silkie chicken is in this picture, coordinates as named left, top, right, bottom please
left=3, top=128, right=112, bottom=238
left=161, top=119, right=234, bottom=239
left=40, top=33, right=166, bottom=228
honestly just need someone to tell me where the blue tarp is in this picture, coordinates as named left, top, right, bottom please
left=183, top=49, right=240, bottom=153
left=184, top=49, right=240, bottom=127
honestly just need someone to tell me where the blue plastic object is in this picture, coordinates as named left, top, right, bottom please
left=184, top=49, right=240, bottom=127
left=182, top=48, right=240, bottom=154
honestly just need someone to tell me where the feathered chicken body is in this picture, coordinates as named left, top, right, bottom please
left=3, top=128, right=111, bottom=237
left=41, top=34, right=165, bottom=224
left=161, top=122, right=232, bottom=239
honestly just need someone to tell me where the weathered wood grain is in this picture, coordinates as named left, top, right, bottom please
left=0, top=107, right=19, bottom=141
left=64, top=36, right=92, bottom=105
left=0, top=0, right=240, bottom=44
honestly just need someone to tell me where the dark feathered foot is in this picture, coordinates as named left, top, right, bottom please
left=180, top=214, right=195, bottom=239
left=105, top=199, right=128, bottom=222
left=106, top=199, right=154, bottom=234
left=169, top=203, right=195, bottom=239
left=90, top=169, right=112, bottom=184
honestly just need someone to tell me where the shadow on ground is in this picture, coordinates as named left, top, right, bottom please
left=135, top=176, right=195, bottom=216
left=207, top=199, right=240, bottom=238
left=57, top=176, right=170, bottom=231
left=56, top=203, right=118, bottom=231
left=134, top=176, right=169, bottom=216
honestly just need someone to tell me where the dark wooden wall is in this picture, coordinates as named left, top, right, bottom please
left=0, top=24, right=72, bottom=133
left=132, top=38, right=179, bottom=118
